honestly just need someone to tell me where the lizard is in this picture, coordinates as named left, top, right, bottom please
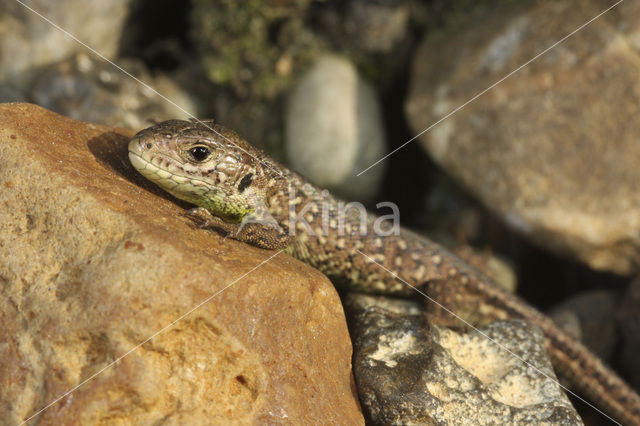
left=127, top=119, right=640, bottom=425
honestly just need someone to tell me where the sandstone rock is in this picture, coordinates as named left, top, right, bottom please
left=286, top=55, right=386, bottom=202
left=406, top=0, right=640, bottom=275
left=347, top=294, right=582, bottom=425
left=0, top=103, right=363, bottom=425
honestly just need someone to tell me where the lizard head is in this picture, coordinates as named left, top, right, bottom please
left=128, top=119, right=279, bottom=222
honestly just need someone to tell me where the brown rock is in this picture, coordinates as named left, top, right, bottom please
left=406, top=0, right=640, bottom=275
left=0, top=103, right=363, bottom=425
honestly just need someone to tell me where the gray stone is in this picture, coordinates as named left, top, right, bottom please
left=30, top=54, right=195, bottom=129
left=0, top=0, right=130, bottom=87
left=0, top=85, right=26, bottom=103
left=548, top=290, right=618, bottom=361
left=286, top=55, right=386, bottom=202
left=343, top=0, right=411, bottom=54
left=618, top=278, right=640, bottom=390
left=347, top=295, right=582, bottom=425
left=406, top=0, right=640, bottom=275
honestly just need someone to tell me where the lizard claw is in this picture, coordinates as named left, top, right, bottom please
left=185, top=207, right=211, bottom=228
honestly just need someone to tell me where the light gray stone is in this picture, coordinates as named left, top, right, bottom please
left=0, top=0, right=130, bottom=87
left=286, top=55, right=386, bottom=202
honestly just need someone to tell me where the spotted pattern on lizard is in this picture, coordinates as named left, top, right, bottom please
left=128, top=119, right=640, bottom=426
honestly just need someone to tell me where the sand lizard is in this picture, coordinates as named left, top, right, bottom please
left=128, top=119, right=640, bottom=425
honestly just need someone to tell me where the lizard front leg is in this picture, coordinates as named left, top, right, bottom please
left=186, top=207, right=294, bottom=250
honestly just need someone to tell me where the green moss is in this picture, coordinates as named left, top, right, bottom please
left=191, top=0, right=321, bottom=99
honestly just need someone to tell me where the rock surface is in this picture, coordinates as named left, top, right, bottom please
left=0, top=103, right=363, bottom=425
left=30, top=53, right=195, bottom=129
left=0, top=0, right=130, bottom=86
left=406, top=0, right=640, bottom=275
left=347, top=295, right=582, bottom=425
left=618, top=277, right=640, bottom=391
left=341, top=0, right=411, bottom=54
left=29, top=54, right=196, bottom=129
left=548, top=290, right=618, bottom=361
left=286, top=55, right=386, bottom=202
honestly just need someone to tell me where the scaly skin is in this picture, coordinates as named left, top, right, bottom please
left=128, top=119, right=640, bottom=425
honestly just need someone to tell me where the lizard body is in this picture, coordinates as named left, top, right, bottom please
left=128, top=119, right=640, bottom=425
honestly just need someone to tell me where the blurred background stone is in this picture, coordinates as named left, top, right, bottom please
left=618, top=277, right=640, bottom=391
left=286, top=55, right=386, bottom=202
left=548, top=290, right=618, bottom=361
left=406, top=0, right=640, bottom=276
left=0, top=0, right=130, bottom=87
left=30, top=54, right=194, bottom=128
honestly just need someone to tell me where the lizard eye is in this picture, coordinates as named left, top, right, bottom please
left=189, top=146, right=211, bottom=162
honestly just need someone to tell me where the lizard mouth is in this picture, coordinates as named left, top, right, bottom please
left=128, top=136, right=210, bottom=189
left=128, top=147, right=213, bottom=204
